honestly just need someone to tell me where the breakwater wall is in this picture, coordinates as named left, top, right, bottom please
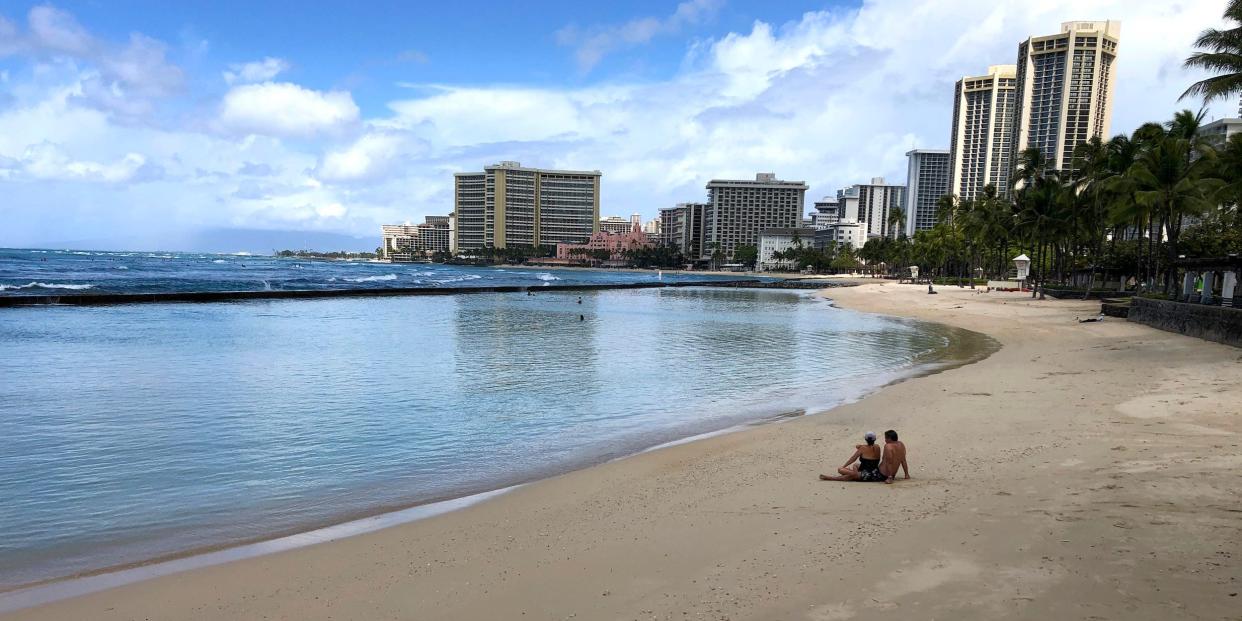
left=0, top=279, right=855, bottom=307
left=1127, top=297, right=1242, bottom=348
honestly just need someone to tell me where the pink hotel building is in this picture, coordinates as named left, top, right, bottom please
left=555, top=225, right=654, bottom=265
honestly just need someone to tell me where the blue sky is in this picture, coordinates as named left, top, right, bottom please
left=0, top=0, right=1234, bottom=249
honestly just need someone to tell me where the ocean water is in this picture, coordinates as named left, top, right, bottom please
left=0, top=248, right=743, bottom=296
left=0, top=271, right=967, bottom=590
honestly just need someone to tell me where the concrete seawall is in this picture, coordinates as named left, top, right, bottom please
left=0, top=279, right=853, bottom=308
left=1128, top=297, right=1242, bottom=348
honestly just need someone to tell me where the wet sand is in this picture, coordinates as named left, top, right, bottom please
left=4, top=281, right=1240, bottom=620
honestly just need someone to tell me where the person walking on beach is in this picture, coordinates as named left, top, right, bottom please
left=819, top=431, right=885, bottom=482
left=879, top=429, right=909, bottom=484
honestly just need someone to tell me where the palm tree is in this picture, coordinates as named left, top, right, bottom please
left=887, top=205, right=907, bottom=240
left=1125, top=115, right=1224, bottom=295
left=1182, top=0, right=1242, bottom=103
left=1071, top=137, right=1112, bottom=296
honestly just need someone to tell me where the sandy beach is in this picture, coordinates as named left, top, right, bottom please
left=5, top=281, right=1240, bottom=620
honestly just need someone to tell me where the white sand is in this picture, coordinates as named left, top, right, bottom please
left=5, top=281, right=1240, bottom=620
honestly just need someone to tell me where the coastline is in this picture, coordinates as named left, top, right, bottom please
left=4, top=281, right=1240, bottom=620
left=0, top=292, right=985, bottom=603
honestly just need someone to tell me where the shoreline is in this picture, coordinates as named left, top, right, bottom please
left=5, top=281, right=1239, bottom=620
left=0, top=296, right=993, bottom=606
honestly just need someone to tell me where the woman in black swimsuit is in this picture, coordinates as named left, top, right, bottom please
left=819, top=431, right=886, bottom=482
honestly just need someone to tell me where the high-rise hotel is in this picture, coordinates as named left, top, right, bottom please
left=704, top=173, right=807, bottom=259
left=905, top=149, right=950, bottom=236
left=1012, top=21, right=1120, bottom=173
left=454, top=161, right=601, bottom=250
left=948, top=65, right=1017, bottom=201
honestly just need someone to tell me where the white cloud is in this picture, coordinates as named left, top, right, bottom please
left=223, top=57, right=291, bottom=84
left=557, top=0, right=723, bottom=71
left=217, top=82, right=359, bottom=137
left=4, top=6, right=183, bottom=121
left=0, top=0, right=1236, bottom=250
left=27, top=5, right=95, bottom=55
left=18, top=142, right=152, bottom=183
left=316, top=131, right=415, bottom=182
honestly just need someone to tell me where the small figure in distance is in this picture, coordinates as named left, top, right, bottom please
left=577, top=296, right=583, bottom=304
left=819, top=431, right=885, bottom=482
left=579, top=314, right=585, bottom=321
left=879, top=429, right=910, bottom=484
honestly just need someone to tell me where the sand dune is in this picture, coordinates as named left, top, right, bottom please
left=4, top=281, right=1239, bottom=620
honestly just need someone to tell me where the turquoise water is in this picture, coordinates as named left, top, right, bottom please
left=0, top=286, right=953, bottom=589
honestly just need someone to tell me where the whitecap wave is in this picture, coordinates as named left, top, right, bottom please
left=114, top=265, right=129, bottom=270
left=212, top=259, right=228, bottom=264
left=433, top=274, right=483, bottom=284
left=0, top=282, right=96, bottom=291
left=345, top=274, right=398, bottom=283
left=536, top=273, right=560, bottom=282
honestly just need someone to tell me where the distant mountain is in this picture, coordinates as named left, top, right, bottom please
left=37, top=228, right=378, bottom=255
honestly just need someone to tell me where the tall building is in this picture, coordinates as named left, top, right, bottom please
left=704, top=173, right=807, bottom=259
left=630, top=213, right=642, bottom=230
left=381, top=215, right=454, bottom=260
left=641, top=217, right=661, bottom=236
left=905, top=149, right=951, bottom=237
left=599, top=215, right=631, bottom=234
left=453, top=161, right=601, bottom=250
left=949, top=65, right=1017, bottom=200
left=810, top=197, right=840, bottom=228
left=839, top=178, right=905, bottom=240
left=659, top=202, right=707, bottom=259
left=1011, top=21, right=1120, bottom=173
left=1201, top=118, right=1242, bottom=148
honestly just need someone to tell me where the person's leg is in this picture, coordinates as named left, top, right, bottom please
left=820, top=468, right=861, bottom=481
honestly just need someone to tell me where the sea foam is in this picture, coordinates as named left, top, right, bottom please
left=0, top=282, right=96, bottom=291
left=345, top=274, right=398, bottom=283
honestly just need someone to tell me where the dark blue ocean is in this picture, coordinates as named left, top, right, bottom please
left=0, top=248, right=970, bottom=591
left=0, top=248, right=742, bottom=296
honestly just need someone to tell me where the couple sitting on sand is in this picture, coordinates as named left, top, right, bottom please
left=819, top=430, right=908, bottom=484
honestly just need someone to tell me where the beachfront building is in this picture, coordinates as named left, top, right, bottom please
left=949, top=65, right=1017, bottom=201
left=825, top=221, right=867, bottom=250
left=380, top=215, right=454, bottom=260
left=555, top=226, right=654, bottom=266
left=905, top=149, right=951, bottom=237
left=659, top=202, right=708, bottom=259
left=840, top=178, right=905, bottom=240
left=811, top=197, right=840, bottom=228
left=704, top=173, right=807, bottom=260
left=757, top=227, right=815, bottom=272
left=1201, top=118, right=1242, bottom=148
left=641, top=217, right=661, bottom=236
left=453, top=161, right=601, bottom=251
left=599, top=215, right=631, bottom=234
left=1011, top=21, right=1120, bottom=173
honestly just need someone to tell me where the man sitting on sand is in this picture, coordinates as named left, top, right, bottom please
left=878, top=429, right=909, bottom=484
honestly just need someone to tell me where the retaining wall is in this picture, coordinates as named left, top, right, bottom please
left=1127, top=297, right=1242, bottom=348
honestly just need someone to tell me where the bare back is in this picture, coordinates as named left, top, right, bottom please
left=880, top=441, right=906, bottom=478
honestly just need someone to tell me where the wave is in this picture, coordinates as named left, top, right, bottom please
left=536, top=273, right=561, bottom=282
left=0, top=282, right=96, bottom=291
left=344, top=274, right=398, bottom=283
left=114, top=265, right=129, bottom=270
left=432, top=274, right=483, bottom=284
left=211, top=260, right=228, bottom=264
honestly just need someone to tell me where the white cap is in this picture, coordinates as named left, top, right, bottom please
left=864, top=431, right=876, bottom=441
